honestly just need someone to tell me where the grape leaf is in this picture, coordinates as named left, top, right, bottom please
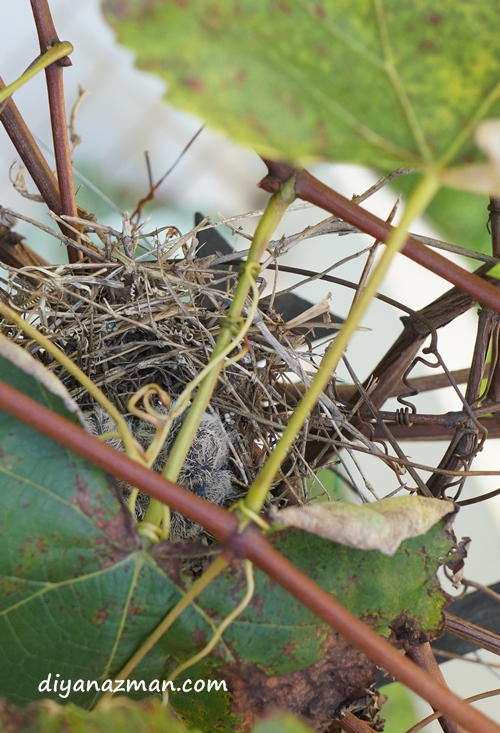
left=102, top=0, right=500, bottom=169
left=0, top=358, right=454, bottom=731
left=252, top=711, right=317, bottom=733
left=0, top=697, right=197, bottom=733
left=0, top=698, right=316, bottom=733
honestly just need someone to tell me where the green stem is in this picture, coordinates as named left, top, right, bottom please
left=244, top=171, right=441, bottom=515
left=0, top=42, right=73, bottom=105
left=142, top=175, right=296, bottom=531
left=95, top=554, right=228, bottom=709
left=0, top=302, right=140, bottom=460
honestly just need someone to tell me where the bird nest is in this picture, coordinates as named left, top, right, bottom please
left=0, top=210, right=346, bottom=515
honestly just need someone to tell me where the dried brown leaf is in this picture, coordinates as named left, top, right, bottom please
left=270, top=497, right=455, bottom=556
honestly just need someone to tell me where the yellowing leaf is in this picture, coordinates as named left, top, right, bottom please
left=441, top=118, right=500, bottom=195
left=102, top=1, right=500, bottom=170
left=270, top=496, right=455, bottom=556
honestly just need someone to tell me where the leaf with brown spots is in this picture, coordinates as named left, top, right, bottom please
left=0, top=358, right=453, bottom=732
left=157, top=523, right=453, bottom=730
left=102, top=0, right=500, bottom=170
left=0, top=358, right=185, bottom=710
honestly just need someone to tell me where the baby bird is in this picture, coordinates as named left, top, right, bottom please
left=84, top=404, right=234, bottom=540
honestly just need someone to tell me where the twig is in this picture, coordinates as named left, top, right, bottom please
left=131, top=124, right=205, bottom=222
left=406, top=688, right=500, bottom=733
left=406, top=643, right=464, bottom=733
left=462, top=579, right=500, bottom=604
left=445, top=612, right=500, bottom=657
left=336, top=711, right=377, bottom=732
left=0, top=78, right=61, bottom=213
left=259, top=160, right=500, bottom=313
left=30, top=0, right=82, bottom=263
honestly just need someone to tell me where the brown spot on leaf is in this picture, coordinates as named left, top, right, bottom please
left=428, top=12, right=442, bottom=24
left=420, top=40, right=437, bottom=53
left=181, top=76, right=205, bottom=92
left=0, top=698, right=39, bottom=730
left=75, top=474, right=139, bottom=556
left=192, top=627, right=208, bottom=646
left=126, top=603, right=139, bottom=618
left=226, top=629, right=376, bottom=731
left=245, top=112, right=268, bottom=137
left=91, top=608, right=109, bottom=626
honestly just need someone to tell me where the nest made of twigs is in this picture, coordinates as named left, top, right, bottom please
left=0, top=213, right=343, bottom=510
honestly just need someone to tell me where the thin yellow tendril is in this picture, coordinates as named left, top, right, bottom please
left=0, top=42, right=74, bottom=105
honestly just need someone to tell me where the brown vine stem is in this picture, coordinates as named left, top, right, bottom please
left=407, top=689, right=500, bottom=733
left=0, top=77, right=61, bottom=214
left=0, top=380, right=499, bottom=733
left=336, top=711, right=376, bottom=732
left=259, top=160, right=500, bottom=314
left=407, top=643, right=464, bottom=733
left=444, top=613, right=500, bottom=657
left=30, top=0, right=82, bottom=263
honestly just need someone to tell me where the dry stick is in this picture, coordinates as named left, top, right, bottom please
left=370, top=417, right=500, bottom=443
left=349, top=195, right=399, bottom=311
left=462, top=578, right=500, bottom=604
left=482, top=197, right=500, bottom=410
left=259, top=161, right=500, bottom=314
left=335, top=711, right=376, bottom=733
left=407, top=689, right=500, bottom=733
left=30, top=0, right=82, bottom=263
left=0, top=380, right=499, bottom=733
left=427, top=197, right=500, bottom=498
left=342, top=355, right=431, bottom=496
left=407, top=643, right=464, bottom=733
left=445, top=613, right=500, bottom=657
left=0, top=77, right=61, bottom=214
left=264, top=263, right=486, bottom=405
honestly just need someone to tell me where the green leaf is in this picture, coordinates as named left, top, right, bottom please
left=0, top=699, right=315, bottom=733
left=154, top=524, right=452, bottom=730
left=0, top=359, right=453, bottom=731
left=379, top=682, right=420, bottom=732
left=0, top=357, right=180, bottom=706
left=102, top=0, right=500, bottom=169
left=0, top=697, right=197, bottom=733
left=252, top=711, right=317, bottom=733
